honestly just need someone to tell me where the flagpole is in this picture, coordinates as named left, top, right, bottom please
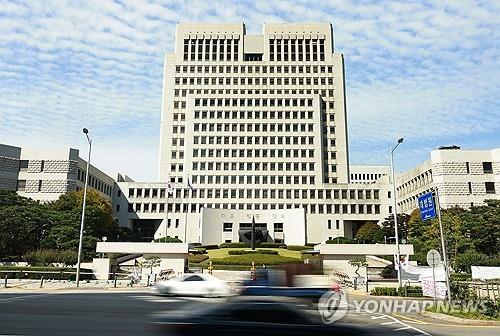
left=165, top=194, right=169, bottom=242
left=184, top=187, right=189, bottom=243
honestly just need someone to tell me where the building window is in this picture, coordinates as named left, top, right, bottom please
left=483, top=162, right=493, bottom=174
left=40, top=160, right=45, bottom=172
left=274, top=223, right=283, bottom=232
left=16, top=180, right=26, bottom=191
left=19, top=160, right=28, bottom=172
left=223, top=222, right=233, bottom=232
left=116, top=204, right=120, bottom=212
left=327, top=220, right=332, bottom=230
left=38, top=180, right=42, bottom=192
left=468, top=182, right=472, bottom=194
left=485, top=182, right=496, bottom=194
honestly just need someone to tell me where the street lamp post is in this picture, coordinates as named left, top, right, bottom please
left=76, top=128, right=92, bottom=287
left=390, top=137, right=404, bottom=288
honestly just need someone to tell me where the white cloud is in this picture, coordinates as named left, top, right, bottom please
left=0, top=0, right=499, bottom=179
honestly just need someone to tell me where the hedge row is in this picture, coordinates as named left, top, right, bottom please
left=371, top=286, right=423, bottom=297
left=0, top=266, right=94, bottom=280
left=227, top=249, right=278, bottom=255
left=219, top=242, right=247, bottom=248
left=210, top=254, right=302, bottom=266
left=287, top=245, right=310, bottom=251
left=188, top=254, right=210, bottom=263
left=325, top=237, right=357, bottom=244
left=199, top=245, right=219, bottom=250
left=258, top=243, right=287, bottom=248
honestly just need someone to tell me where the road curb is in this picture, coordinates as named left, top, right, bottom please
left=421, top=311, right=500, bottom=326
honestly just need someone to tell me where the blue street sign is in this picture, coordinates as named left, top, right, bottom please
left=418, top=192, right=436, bottom=221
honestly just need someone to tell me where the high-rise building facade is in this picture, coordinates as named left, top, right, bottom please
left=114, top=23, right=392, bottom=245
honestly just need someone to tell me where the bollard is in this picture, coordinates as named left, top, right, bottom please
left=40, top=276, right=44, bottom=288
left=4, top=274, right=7, bottom=288
left=113, top=274, right=117, bottom=288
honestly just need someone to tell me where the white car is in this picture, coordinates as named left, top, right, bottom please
left=156, top=273, right=231, bottom=297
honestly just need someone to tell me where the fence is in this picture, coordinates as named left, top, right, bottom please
left=465, top=280, right=500, bottom=300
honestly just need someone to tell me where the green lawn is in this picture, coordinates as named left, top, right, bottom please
left=206, top=248, right=301, bottom=259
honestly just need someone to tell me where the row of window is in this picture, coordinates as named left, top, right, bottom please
left=192, top=161, right=316, bottom=172
left=178, top=75, right=335, bottom=87
left=183, top=38, right=239, bottom=62
left=350, top=173, right=385, bottom=182
left=191, top=148, right=316, bottom=159
left=126, top=202, right=382, bottom=215
left=269, top=39, right=325, bottom=62
left=174, top=89, right=336, bottom=102
left=193, top=135, right=316, bottom=146
left=194, top=122, right=317, bottom=133
left=176, top=64, right=334, bottom=75
left=194, top=110, right=316, bottom=121
left=194, top=97, right=314, bottom=108
left=76, top=169, right=113, bottom=196
left=127, top=187, right=380, bottom=200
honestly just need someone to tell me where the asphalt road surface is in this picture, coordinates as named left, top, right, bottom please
left=0, top=290, right=498, bottom=336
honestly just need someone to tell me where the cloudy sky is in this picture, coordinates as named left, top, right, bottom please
left=1, top=0, right=499, bottom=181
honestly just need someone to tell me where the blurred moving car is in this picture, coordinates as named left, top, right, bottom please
left=241, top=269, right=332, bottom=300
left=152, top=300, right=366, bottom=336
left=156, top=273, right=230, bottom=297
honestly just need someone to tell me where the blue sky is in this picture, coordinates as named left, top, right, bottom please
left=1, top=0, right=499, bottom=181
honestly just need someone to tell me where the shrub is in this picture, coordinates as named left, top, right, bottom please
left=287, top=245, right=309, bottom=251
left=153, top=236, right=182, bottom=243
left=355, top=223, right=381, bottom=243
left=210, top=254, right=302, bottom=266
left=258, top=243, right=287, bottom=248
left=325, top=237, right=357, bottom=244
left=371, top=287, right=398, bottom=296
left=58, top=250, right=78, bottom=267
left=23, top=249, right=61, bottom=266
left=199, top=245, right=219, bottom=250
left=381, top=264, right=397, bottom=278
left=454, top=251, right=500, bottom=273
left=227, top=249, right=278, bottom=255
left=305, top=243, right=316, bottom=247
left=450, top=273, right=472, bottom=281
left=219, top=242, right=246, bottom=248
left=192, top=247, right=207, bottom=254
left=188, top=254, right=209, bottom=263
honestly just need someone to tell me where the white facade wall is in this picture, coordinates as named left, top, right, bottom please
left=350, top=165, right=390, bottom=184
left=0, top=144, right=114, bottom=202
left=113, top=22, right=394, bottom=245
left=397, top=148, right=500, bottom=213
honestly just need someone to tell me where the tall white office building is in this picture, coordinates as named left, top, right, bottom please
left=113, top=23, right=392, bottom=245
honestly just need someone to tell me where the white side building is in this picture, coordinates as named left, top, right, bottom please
left=0, top=144, right=114, bottom=202
left=349, top=165, right=390, bottom=184
left=396, top=147, right=500, bottom=213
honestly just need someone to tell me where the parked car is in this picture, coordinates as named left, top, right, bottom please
left=156, top=273, right=230, bottom=297
left=152, top=300, right=366, bottom=336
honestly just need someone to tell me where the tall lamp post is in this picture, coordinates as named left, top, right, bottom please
left=76, top=128, right=92, bottom=287
left=390, top=137, right=404, bottom=288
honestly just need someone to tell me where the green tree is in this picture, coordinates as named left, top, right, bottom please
left=0, top=191, right=56, bottom=258
left=355, top=222, right=381, bottom=243
left=43, top=190, right=119, bottom=260
left=379, top=213, right=411, bottom=243
left=349, top=257, right=368, bottom=277
left=140, top=256, right=161, bottom=274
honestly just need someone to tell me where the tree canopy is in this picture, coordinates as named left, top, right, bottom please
left=0, top=190, right=119, bottom=261
left=407, top=200, right=500, bottom=270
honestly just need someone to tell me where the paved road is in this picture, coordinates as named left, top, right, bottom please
left=0, top=290, right=498, bottom=336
